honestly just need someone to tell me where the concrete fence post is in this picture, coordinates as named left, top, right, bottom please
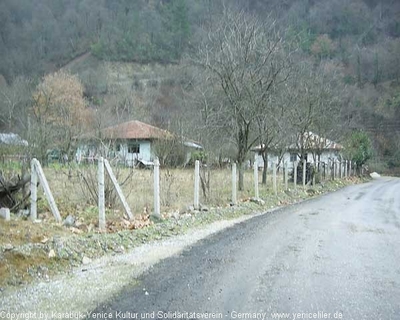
left=273, top=162, right=277, bottom=195
left=104, top=159, right=133, bottom=220
left=325, top=159, right=330, bottom=180
left=333, top=160, right=337, bottom=180
left=303, top=159, right=306, bottom=189
left=30, top=159, right=38, bottom=221
left=284, top=162, right=288, bottom=191
left=343, top=162, right=345, bottom=178
left=0, top=208, right=10, bottom=221
left=32, top=159, right=61, bottom=223
left=194, top=160, right=200, bottom=210
left=345, top=160, right=348, bottom=178
left=326, top=162, right=329, bottom=180
left=98, top=157, right=106, bottom=231
left=294, top=161, right=298, bottom=189
left=327, top=161, right=330, bottom=180
left=254, top=156, right=259, bottom=199
left=232, top=163, right=237, bottom=205
left=328, top=160, right=331, bottom=180
left=336, top=160, right=340, bottom=179
left=340, top=161, right=344, bottom=179
left=349, top=160, right=352, bottom=177
left=312, top=163, right=316, bottom=186
left=153, top=157, right=161, bottom=217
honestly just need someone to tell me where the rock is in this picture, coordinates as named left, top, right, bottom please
left=122, top=219, right=131, bottom=227
left=70, top=227, right=83, bottom=234
left=250, top=198, right=265, bottom=206
left=306, top=189, right=316, bottom=195
left=17, top=209, right=30, bottom=219
left=114, top=246, right=125, bottom=253
left=3, top=244, right=13, bottom=251
left=63, top=215, right=75, bottom=227
left=149, top=214, right=163, bottom=223
left=82, top=256, right=92, bottom=265
left=48, top=249, right=56, bottom=258
left=284, top=189, right=293, bottom=196
left=187, top=205, right=195, bottom=212
left=37, top=266, right=48, bottom=277
left=171, top=211, right=180, bottom=220
left=200, top=205, right=209, bottom=212
left=75, top=220, right=83, bottom=228
left=370, top=172, right=381, bottom=178
left=0, top=208, right=10, bottom=221
left=40, top=237, right=49, bottom=244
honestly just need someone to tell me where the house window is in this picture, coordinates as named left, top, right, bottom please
left=128, top=143, right=140, bottom=154
left=290, top=153, right=298, bottom=162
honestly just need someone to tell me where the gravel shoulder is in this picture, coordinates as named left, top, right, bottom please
left=0, top=213, right=260, bottom=314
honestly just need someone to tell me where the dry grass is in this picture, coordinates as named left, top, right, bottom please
left=0, top=219, right=70, bottom=286
left=39, top=165, right=290, bottom=220
left=0, top=219, right=68, bottom=246
left=0, top=160, right=338, bottom=228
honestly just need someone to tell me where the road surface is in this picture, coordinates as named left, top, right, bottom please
left=90, top=177, right=400, bottom=320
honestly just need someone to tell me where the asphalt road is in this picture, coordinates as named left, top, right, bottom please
left=90, top=178, right=400, bottom=320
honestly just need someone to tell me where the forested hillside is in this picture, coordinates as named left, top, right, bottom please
left=1, top=0, right=400, bottom=172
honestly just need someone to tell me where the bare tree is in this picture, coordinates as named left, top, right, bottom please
left=255, top=91, right=293, bottom=184
left=31, top=71, right=92, bottom=162
left=283, top=60, right=345, bottom=163
left=0, top=77, right=33, bottom=132
left=192, top=9, right=289, bottom=190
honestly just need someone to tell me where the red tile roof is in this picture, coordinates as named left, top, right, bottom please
left=252, top=132, right=343, bottom=151
left=292, top=132, right=343, bottom=151
left=102, top=120, right=173, bottom=140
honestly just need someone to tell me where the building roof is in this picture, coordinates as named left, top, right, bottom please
left=80, top=120, right=203, bottom=149
left=0, top=133, right=28, bottom=146
left=289, top=132, right=343, bottom=151
left=252, top=132, right=342, bottom=152
left=101, top=120, right=174, bottom=140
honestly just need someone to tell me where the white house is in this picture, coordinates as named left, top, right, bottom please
left=252, top=132, right=343, bottom=171
left=0, top=133, right=28, bottom=147
left=77, top=120, right=202, bottom=166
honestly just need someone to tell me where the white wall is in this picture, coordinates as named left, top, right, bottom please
left=254, top=150, right=341, bottom=171
left=76, top=140, right=153, bottom=166
left=117, top=140, right=152, bottom=166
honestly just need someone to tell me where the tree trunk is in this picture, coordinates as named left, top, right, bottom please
left=262, top=153, right=268, bottom=185
left=238, top=161, right=244, bottom=191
